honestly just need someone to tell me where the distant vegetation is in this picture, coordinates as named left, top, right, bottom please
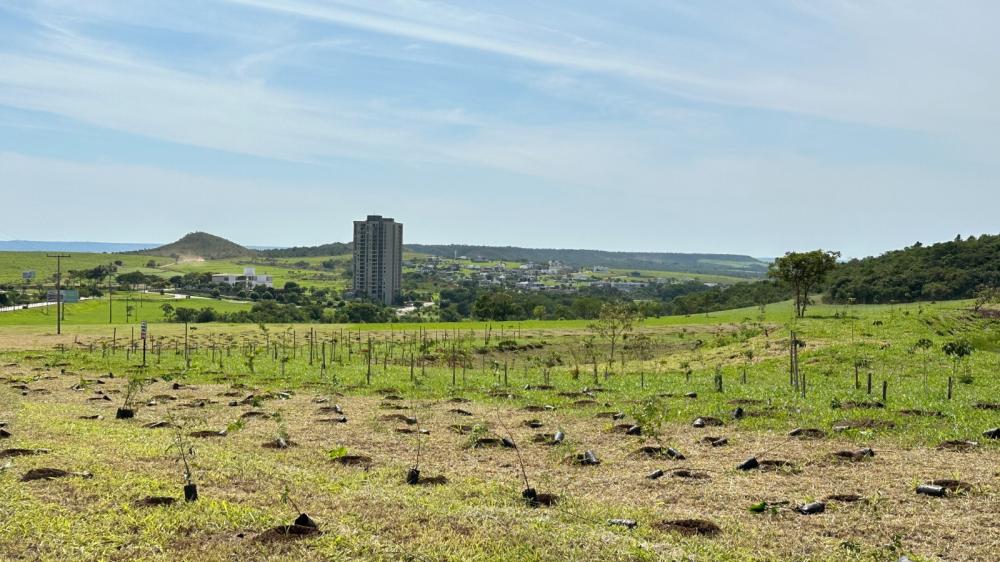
left=260, top=242, right=352, bottom=258
left=826, top=234, right=1000, bottom=304
left=407, top=244, right=769, bottom=277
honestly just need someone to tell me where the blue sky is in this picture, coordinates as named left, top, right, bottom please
left=1, top=1, right=998, bottom=258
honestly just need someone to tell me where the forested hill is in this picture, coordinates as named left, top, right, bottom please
left=406, top=244, right=769, bottom=277
left=826, top=234, right=1000, bottom=303
left=260, top=242, right=352, bottom=258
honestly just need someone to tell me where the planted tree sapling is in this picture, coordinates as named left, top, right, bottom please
left=267, top=411, right=291, bottom=449
left=406, top=426, right=424, bottom=485
left=493, top=411, right=552, bottom=507
left=166, top=411, right=199, bottom=501
left=117, top=376, right=150, bottom=419
left=281, top=485, right=319, bottom=531
left=629, top=397, right=680, bottom=458
left=943, top=339, right=974, bottom=384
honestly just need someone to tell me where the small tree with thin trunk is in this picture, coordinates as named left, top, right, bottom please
left=588, top=301, right=641, bottom=378
left=768, top=250, right=840, bottom=318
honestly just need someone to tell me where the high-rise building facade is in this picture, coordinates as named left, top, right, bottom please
left=352, top=215, right=403, bottom=306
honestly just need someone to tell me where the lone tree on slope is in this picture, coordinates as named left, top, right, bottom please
left=768, top=250, right=840, bottom=318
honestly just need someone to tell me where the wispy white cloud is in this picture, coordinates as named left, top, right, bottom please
left=2, top=1, right=999, bottom=254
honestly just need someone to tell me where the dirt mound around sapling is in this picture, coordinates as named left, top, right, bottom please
left=937, top=440, right=978, bottom=451
left=652, top=519, right=720, bottom=536
left=21, top=468, right=92, bottom=482
left=135, top=496, right=177, bottom=507
left=832, top=419, right=895, bottom=431
left=254, top=524, right=321, bottom=543
left=332, top=455, right=372, bottom=468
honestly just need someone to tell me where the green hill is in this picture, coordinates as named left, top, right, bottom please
left=142, top=232, right=253, bottom=261
left=826, top=233, right=1000, bottom=303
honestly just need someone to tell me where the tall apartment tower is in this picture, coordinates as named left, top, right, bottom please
left=352, top=215, right=403, bottom=306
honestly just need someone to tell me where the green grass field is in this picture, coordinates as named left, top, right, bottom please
left=0, top=251, right=170, bottom=285
left=0, top=293, right=252, bottom=326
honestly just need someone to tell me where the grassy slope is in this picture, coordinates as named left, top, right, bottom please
left=0, top=299, right=997, bottom=560
left=0, top=251, right=170, bottom=284
left=0, top=303, right=1000, bottom=561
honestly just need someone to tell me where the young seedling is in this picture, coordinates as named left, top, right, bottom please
left=405, top=402, right=430, bottom=484
left=281, top=484, right=319, bottom=530
left=117, top=376, right=150, bottom=419
left=406, top=430, right=424, bottom=485
left=629, top=397, right=679, bottom=458
left=165, top=411, right=199, bottom=501
left=267, top=411, right=291, bottom=449
left=494, top=410, right=546, bottom=507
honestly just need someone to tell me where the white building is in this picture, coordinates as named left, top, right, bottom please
left=212, top=267, right=273, bottom=289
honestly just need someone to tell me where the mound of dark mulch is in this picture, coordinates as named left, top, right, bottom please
left=524, top=384, right=555, bottom=391
left=21, top=468, right=92, bottom=482
left=671, top=469, right=710, bottom=480
left=415, top=474, right=448, bottom=486
left=824, top=494, right=863, bottom=503
left=331, top=455, right=372, bottom=468
left=0, top=448, right=50, bottom=458
left=937, top=440, right=978, bottom=452
left=394, top=427, right=429, bottom=435
left=789, top=428, right=826, bottom=440
left=930, top=479, right=973, bottom=493
left=759, top=459, right=799, bottom=473
left=254, top=524, right=321, bottom=543
left=830, top=448, right=875, bottom=462
left=832, top=419, right=895, bottom=431
left=835, top=400, right=885, bottom=410
left=693, top=417, right=724, bottom=428
left=380, top=414, right=417, bottom=425
left=899, top=409, right=944, bottom=418
left=135, top=496, right=177, bottom=507
left=522, top=489, right=559, bottom=508
left=652, top=519, right=720, bottom=536
left=520, top=405, right=548, bottom=412
left=473, top=437, right=516, bottom=449
left=189, top=430, right=227, bottom=438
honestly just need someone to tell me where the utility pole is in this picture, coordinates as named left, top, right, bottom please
left=108, top=263, right=113, bottom=324
left=47, top=254, right=70, bottom=335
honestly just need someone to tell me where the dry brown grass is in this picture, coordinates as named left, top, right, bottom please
left=1, top=360, right=997, bottom=561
